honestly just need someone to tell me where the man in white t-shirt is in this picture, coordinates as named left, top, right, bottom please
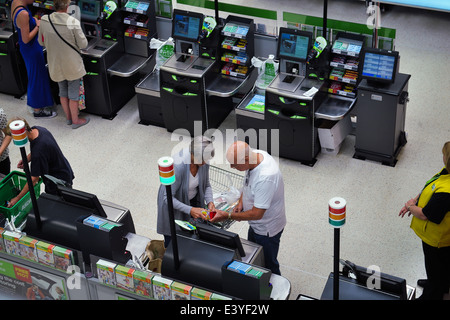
left=212, top=141, right=286, bottom=275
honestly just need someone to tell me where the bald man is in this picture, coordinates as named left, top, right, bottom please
left=212, top=141, right=286, bottom=275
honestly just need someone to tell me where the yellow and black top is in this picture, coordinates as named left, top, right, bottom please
left=411, top=168, right=450, bottom=248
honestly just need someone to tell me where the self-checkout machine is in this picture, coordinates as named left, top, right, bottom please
left=108, top=0, right=156, bottom=77
left=353, top=47, right=410, bottom=166
left=135, top=13, right=216, bottom=128
left=136, top=12, right=257, bottom=132
left=159, top=9, right=228, bottom=136
left=0, top=0, right=27, bottom=97
left=262, top=27, right=326, bottom=166
left=314, top=32, right=366, bottom=155
left=205, top=14, right=258, bottom=131
left=79, top=0, right=156, bottom=119
left=134, top=37, right=174, bottom=127
left=234, top=35, right=326, bottom=151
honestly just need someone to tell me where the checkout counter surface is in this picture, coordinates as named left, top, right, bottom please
left=4, top=189, right=290, bottom=300
left=81, top=37, right=150, bottom=77
left=315, top=94, right=356, bottom=120
left=108, top=53, right=151, bottom=77
left=110, top=227, right=290, bottom=300
left=161, top=53, right=215, bottom=78
left=265, top=72, right=356, bottom=121
left=81, top=37, right=117, bottom=58
left=103, top=231, right=290, bottom=300
left=136, top=60, right=252, bottom=97
left=235, top=90, right=265, bottom=120
left=136, top=70, right=160, bottom=96
left=0, top=29, right=13, bottom=39
left=206, top=74, right=250, bottom=97
left=266, top=75, right=320, bottom=100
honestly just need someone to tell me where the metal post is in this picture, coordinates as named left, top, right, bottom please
left=323, top=0, right=328, bottom=40
left=214, top=0, right=219, bottom=25
left=20, top=147, right=41, bottom=230
left=166, top=185, right=180, bottom=270
left=329, top=197, right=346, bottom=300
left=372, top=1, right=380, bottom=48
left=333, top=228, right=340, bottom=300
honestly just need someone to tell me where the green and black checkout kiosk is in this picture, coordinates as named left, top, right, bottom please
left=236, top=27, right=326, bottom=166
left=79, top=0, right=157, bottom=119
left=264, top=28, right=331, bottom=166
left=159, top=10, right=256, bottom=136
left=0, top=0, right=27, bottom=98
left=159, top=9, right=218, bottom=136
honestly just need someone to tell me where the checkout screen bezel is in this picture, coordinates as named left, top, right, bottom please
left=277, top=27, right=312, bottom=63
left=172, top=9, right=203, bottom=42
left=78, top=0, right=101, bottom=17
left=360, top=47, right=399, bottom=84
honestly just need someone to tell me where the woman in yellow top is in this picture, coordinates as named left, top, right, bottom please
left=399, top=141, right=450, bottom=300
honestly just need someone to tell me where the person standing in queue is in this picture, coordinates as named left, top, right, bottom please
left=6, top=117, right=74, bottom=208
left=211, top=141, right=286, bottom=275
left=399, top=141, right=450, bottom=300
left=38, top=0, right=90, bottom=129
left=11, top=0, right=56, bottom=118
left=157, top=136, right=216, bottom=247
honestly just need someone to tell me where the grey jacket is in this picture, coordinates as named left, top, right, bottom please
left=38, top=12, right=87, bottom=82
left=156, top=148, right=213, bottom=236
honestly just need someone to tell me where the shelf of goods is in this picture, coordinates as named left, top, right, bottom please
left=219, top=17, right=254, bottom=79
left=328, top=32, right=365, bottom=99
left=122, top=0, right=154, bottom=41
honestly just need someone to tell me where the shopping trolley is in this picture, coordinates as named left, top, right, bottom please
left=207, top=166, right=244, bottom=229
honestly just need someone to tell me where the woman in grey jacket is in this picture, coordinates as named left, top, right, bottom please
left=157, top=136, right=216, bottom=247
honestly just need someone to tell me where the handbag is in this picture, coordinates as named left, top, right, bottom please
left=78, top=78, right=86, bottom=110
left=48, top=14, right=85, bottom=110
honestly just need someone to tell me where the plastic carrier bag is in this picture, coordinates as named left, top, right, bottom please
left=252, top=54, right=279, bottom=89
left=150, top=37, right=174, bottom=70
left=224, top=186, right=241, bottom=205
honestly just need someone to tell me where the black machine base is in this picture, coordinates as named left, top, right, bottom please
left=353, top=131, right=407, bottom=167
left=137, top=94, right=165, bottom=128
left=321, top=273, right=403, bottom=300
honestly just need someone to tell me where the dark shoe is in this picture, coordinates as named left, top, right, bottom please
left=72, top=116, right=90, bottom=129
left=33, top=109, right=57, bottom=119
left=417, top=279, right=428, bottom=288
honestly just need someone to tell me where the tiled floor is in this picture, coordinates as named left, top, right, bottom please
left=1, top=0, right=449, bottom=299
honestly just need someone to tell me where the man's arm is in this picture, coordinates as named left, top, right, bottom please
left=230, top=206, right=266, bottom=221
left=17, top=153, right=32, bottom=169
left=211, top=206, right=266, bottom=222
left=7, top=176, right=40, bottom=208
